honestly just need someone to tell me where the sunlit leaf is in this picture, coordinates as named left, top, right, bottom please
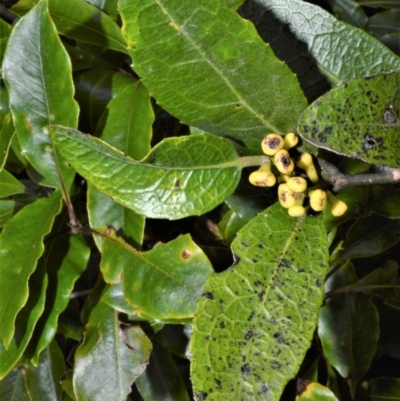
left=51, top=126, right=242, bottom=219
left=73, top=301, right=152, bottom=401
left=101, top=231, right=213, bottom=321
left=0, top=191, right=62, bottom=348
left=191, top=203, right=329, bottom=401
left=119, top=0, right=307, bottom=149
left=319, top=262, right=379, bottom=394
left=2, top=0, right=78, bottom=189
left=296, top=381, right=339, bottom=401
left=298, top=71, right=400, bottom=168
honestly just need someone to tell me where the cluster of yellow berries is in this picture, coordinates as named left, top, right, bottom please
left=249, top=133, right=347, bottom=218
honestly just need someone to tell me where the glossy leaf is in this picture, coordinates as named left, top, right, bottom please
left=2, top=0, right=78, bottom=189
left=135, top=341, right=190, bottom=401
left=101, top=283, right=139, bottom=315
left=24, top=340, right=65, bottom=401
left=0, top=368, right=30, bottom=401
left=357, top=377, right=400, bottom=400
left=0, top=113, right=15, bottom=171
left=26, top=227, right=90, bottom=364
left=0, top=200, right=25, bottom=228
left=0, top=169, right=26, bottom=198
left=89, top=80, right=154, bottom=249
left=85, top=0, right=118, bottom=19
left=239, top=0, right=400, bottom=102
left=332, top=214, right=400, bottom=263
left=0, top=191, right=62, bottom=348
left=101, top=231, right=213, bottom=320
left=51, top=126, right=241, bottom=219
left=191, top=203, right=329, bottom=401
left=319, top=262, right=379, bottom=394
left=74, top=68, right=135, bottom=133
left=298, top=71, right=400, bottom=168
left=119, top=0, right=307, bottom=149
left=73, top=301, right=152, bottom=401
left=0, top=257, right=48, bottom=379
left=296, top=381, right=339, bottom=401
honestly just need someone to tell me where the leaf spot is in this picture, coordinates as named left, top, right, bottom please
left=244, top=330, right=253, bottom=340
left=384, top=109, right=397, bottom=123
left=202, top=292, right=214, bottom=299
left=181, top=249, right=191, bottom=259
left=197, top=391, right=208, bottom=401
left=241, top=363, right=251, bottom=376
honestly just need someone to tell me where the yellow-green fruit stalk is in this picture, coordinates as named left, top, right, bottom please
left=261, top=134, right=284, bottom=156
left=309, top=189, right=327, bottom=212
left=296, top=153, right=319, bottom=183
left=286, top=177, right=307, bottom=193
left=274, top=149, right=295, bottom=175
left=327, top=191, right=348, bottom=216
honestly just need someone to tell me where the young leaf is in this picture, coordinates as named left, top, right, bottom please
left=73, top=301, right=152, bottom=401
left=101, top=232, right=213, bottom=321
left=119, top=0, right=307, bottom=149
left=24, top=340, right=65, bottom=401
left=51, top=126, right=242, bottom=220
left=0, top=191, right=62, bottom=348
left=239, top=0, right=400, bottom=101
left=135, top=341, right=191, bottom=401
left=298, top=71, right=400, bottom=168
left=319, top=262, right=379, bottom=394
left=2, top=0, right=79, bottom=189
left=191, top=203, right=329, bottom=401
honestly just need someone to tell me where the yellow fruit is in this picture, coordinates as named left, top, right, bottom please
left=327, top=191, right=348, bottom=216
left=288, top=205, right=306, bottom=217
left=249, top=170, right=276, bottom=187
left=283, top=132, right=299, bottom=149
left=309, top=189, right=327, bottom=212
left=286, top=177, right=307, bottom=193
left=274, top=149, right=295, bottom=175
left=278, top=183, right=296, bottom=208
left=296, top=153, right=319, bottom=183
left=261, top=134, right=284, bottom=156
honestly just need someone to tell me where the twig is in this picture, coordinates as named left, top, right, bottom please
left=318, top=158, right=400, bottom=192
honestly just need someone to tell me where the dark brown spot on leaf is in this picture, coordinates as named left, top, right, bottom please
left=181, top=249, right=190, bottom=259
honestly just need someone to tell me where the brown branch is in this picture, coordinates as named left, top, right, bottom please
left=318, top=158, right=400, bottom=192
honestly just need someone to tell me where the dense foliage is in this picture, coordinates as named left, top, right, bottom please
left=0, top=0, right=399, bottom=400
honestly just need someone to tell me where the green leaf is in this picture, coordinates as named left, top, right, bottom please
left=0, top=19, right=11, bottom=73
left=155, top=325, right=191, bottom=359
left=51, top=126, right=242, bottom=219
left=101, top=283, right=139, bottom=315
left=0, top=255, right=48, bottom=379
left=135, top=341, right=190, bottom=401
left=358, top=0, right=400, bottom=9
left=239, top=0, right=400, bottom=102
left=328, top=0, right=368, bottom=28
left=318, top=262, right=379, bottom=394
left=2, top=0, right=79, bottom=189
left=24, top=340, right=65, bottom=401
left=26, top=227, right=90, bottom=364
left=357, top=377, right=400, bottom=400
left=48, top=0, right=127, bottom=54
left=0, top=200, right=25, bottom=228
left=73, top=301, right=152, bottom=401
left=0, top=169, right=26, bottom=198
left=88, top=80, right=154, bottom=249
left=119, top=0, right=307, bottom=149
left=368, top=9, right=400, bottom=38
left=84, top=0, right=118, bottom=19
left=191, top=203, right=329, bottom=401
left=332, top=215, right=400, bottom=263
left=0, top=191, right=62, bottom=348
left=0, top=114, right=15, bottom=171
left=296, top=381, right=339, bottom=401
left=0, top=368, right=30, bottom=401
left=101, top=232, right=213, bottom=321
left=298, top=71, right=400, bottom=168
left=74, top=68, right=135, bottom=133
